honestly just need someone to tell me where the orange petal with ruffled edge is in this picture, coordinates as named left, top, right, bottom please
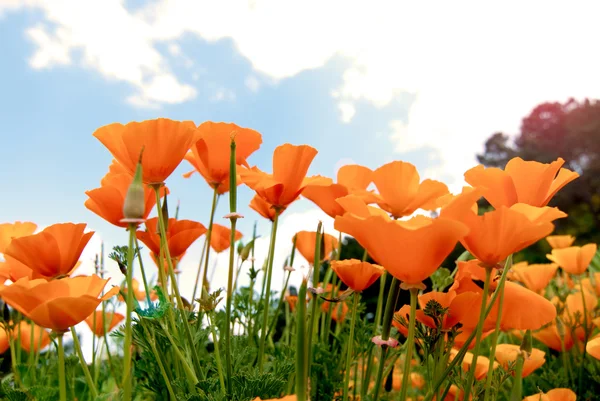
left=85, top=310, right=125, bottom=337
left=449, top=348, right=498, bottom=380
left=547, top=243, right=597, bottom=275
left=532, top=321, right=574, bottom=352
left=294, top=231, right=338, bottom=265
left=330, top=259, right=384, bottom=292
left=494, top=343, right=545, bottom=377
left=510, top=262, right=558, bottom=294
left=210, top=223, right=243, bottom=253
left=586, top=335, right=600, bottom=361
left=336, top=164, right=373, bottom=190
left=0, top=222, right=37, bottom=254
left=464, top=164, right=518, bottom=209
left=5, top=223, right=93, bottom=279
left=14, top=321, right=51, bottom=352
left=249, top=194, right=279, bottom=221
left=546, top=234, right=575, bottom=249
left=302, top=183, right=349, bottom=218
left=335, top=195, right=390, bottom=220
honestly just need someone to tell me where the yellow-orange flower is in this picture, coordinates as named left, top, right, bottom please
left=464, top=157, right=578, bottom=209
left=546, top=234, right=576, bottom=249
left=494, top=344, right=545, bottom=377
left=13, top=321, right=51, bottom=352
left=0, top=222, right=37, bottom=254
left=294, top=231, right=339, bottom=265
left=531, top=321, right=574, bottom=352
left=85, top=172, right=168, bottom=227
left=210, top=224, right=243, bottom=253
left=586, top=335, right=600, bottom=361
left=117, top=278, right=158, bottom=302
left=523, top=388, right=576, bottom=401
left=322, top=301, right=348, bottom=322
left=137, top=218, right=207, bottom=259
left=93, top=118, right=199, bottom=184
left=441, top=188, right=566, bottom=267
left=547, top=244, right=597, bottom=275
left=302, top=164, right=374, bottom=218
left=449, top=348, right=498, bottom=380
left=335, top=213, right=468, bottom=285
left=0, top=326, right=8, bottom=354
left=184, top=121, right=262, bottom=193
left=330, top=259, right=384, bottom=292
left=5, top=223, right=94, bottom=279
left=510, top=262, right=558, bottom=294
left=239, top=144, right=331, bottom=209
left=415, top=290, right=480, bottom=331
left=0, top=255, right=35, bottom=281
left=0, top=275, right=118, bottom=332
left=85, top=310, right=125, bottom=336
left=370, top=161, right=448, bottom=218
left=249, top=195, right=279, bottom=221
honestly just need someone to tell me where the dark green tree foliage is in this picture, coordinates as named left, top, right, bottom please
left=478, top=98, right=600, bottom=261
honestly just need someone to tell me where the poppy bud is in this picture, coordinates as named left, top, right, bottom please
left=520, top=329, right=533, bottom=356
left=122, top=150, right=145, bottom=223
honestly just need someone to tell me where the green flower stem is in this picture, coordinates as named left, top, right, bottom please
left=257, top=209, right=281, bottom=371
left=7, top=330, right=21, bottom=387
left=343, top=292, right=360, bottom=401
left=225, top=215, right=238, bottom=394
left=70, top=327, right=98, bottom=399
left=399, top=287, right=419, bottom=401
left=159, top=322, right=198, bottom=388
left=247, top=222, right=258, bottom=338
left=508, top=353, right=525, bottom=401
left=361, top=271, right=387, bottom=398
left=296, top=278, right=309, bottom=401
left=462, top=266, right=492, bottom=401
left=121, top=223, right=136, bottom=400
left=135, top=237, right=153, bottom=305
left=578, top=277, right=590, bottom=394
left=267, top=269, right=293, bottom=339
left=424, top=263, right=511, bottom=401
left=207, top=312, right=227, bottom=395
left=483, top=256, right=512, bottom=401
left=141, top=322, right=177, bottom=400
left=153, top=186, right=204, bottom=380
left=372, top=277, right=401, bottom=400
left=91, top=311, right=97, bottom=378
left=57, top=333, right=67, bottom=401
left=193, top=187, right=219, bottom=304
left=306, top=223, right=323, bottom=386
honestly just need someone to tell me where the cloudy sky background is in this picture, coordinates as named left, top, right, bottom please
left=1, top=0, right=600, bottom=356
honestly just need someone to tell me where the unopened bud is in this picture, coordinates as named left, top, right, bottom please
left=520, top=329, right=533, bottom=356
left=121, top=150, right=146, bottom=224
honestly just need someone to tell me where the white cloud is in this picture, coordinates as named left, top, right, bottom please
left=245, top=75, right=260, bottom=92
left=210, top=87, right=236, bottom=102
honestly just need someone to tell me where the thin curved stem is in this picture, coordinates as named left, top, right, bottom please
left=57, top=333, right=67, bottom=401
left=399, top=287, right=419, bottom=401
left=121, top=224, right=136, bottom=400
left=70, top=327, right=98, bottom=399
left=343, top=292, right=360, bottom=401
left=193, top=187, right=219, bottom=304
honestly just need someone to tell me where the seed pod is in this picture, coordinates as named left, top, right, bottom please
left=122, top=151, right=145, bottom=222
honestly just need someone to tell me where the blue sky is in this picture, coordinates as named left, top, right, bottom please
left=1, top=1, right=599, bottom=323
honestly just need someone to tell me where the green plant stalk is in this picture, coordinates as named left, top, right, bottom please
left=193, top=187, right=219, bottom=304
left=257, top=210, right=281, bottom=371
left=508, top=353, right=525, bottom=401
left=343, top=292, right=360, bottom=401
left=70, top=327, right=98, bottom=399
left=159, top=322, right=198, bottom=389
left=267, top=269, right=293, bottom=339
left=153, top=186, right=204, bottom=380
left=91, top=311, right=97, bottom=378
left=399, top=287, right=419, bottom=401
left=372, top=277, right=401, bottom=400
left=296, top=278, right=309, bottom=401
left=7, top=330, right=21, bottom=387
left=208, top=312, right=227, bottom=395
left=434, top=331, right=447, bottom=401
left=424, top=263, right=511, bottom=401
left=57, top=333, right=67, bottom=401
left=483, top=256, right=512, bottom=401
left=102, top=304, right=119, bottom=387
left=361, top=271, right=387, bottom=398
left=578, top=277, right=590, bottom=394
left=141, top=322, right=177, bottom=400
left=121, top=224, right=137, bottom=400
left=306, top=223, right=323, bottom=385
left=225, top=216, right=238, bottom=394
left=135, top=237, right=153, bottom=305
left=462, top=266, right=492, bottom=401
left=247, top=222, right=258, bottom=337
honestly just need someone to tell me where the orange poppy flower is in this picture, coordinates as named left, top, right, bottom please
left=509, top=262, right=558, bottom=294
left=13, top=321, right=51, bottom=352
left=322, top=301, right=349, bottom=322
left=302, top=164, right=374, bottom=218
left=581, top=273, right=600, bottom=297
left=0, top=326, right=8, bottom=354
left=449, top=348, right=498, bottom=380
left=0, top=255, right=34, bottom=281
left=4, top=223, right=94, bottom=279
left=464, top=157, right=579, bottom=209
left=370, top=161, right=448, bottom=218
left=586, top=335, right=600, bottom=361
left=209, top=223, right=243, bottom=253
left=85, top=310, right=125, bottom=336
left=330, top=259, right=384, bottom=292
left=562, top=289, right=596, bottom=341
left=118, top=278, right=158, bottom=302
left=546, top=235, right=576, bottom=249
left=0, top=222, right=37, bottom=253
left=239, top=144, right=331, bottom=209
left=393, top=304, right=411, bottom=337
left=0, top=275, right=119, bottom=332
left=249, top=194, right=279, bottom=221
left=93, top=118, right=199, bottom=185
left=415, top=290, right=480, bottom=331
left=286, top=295, right=299, bottom=313
left=546, top=244, right=597, bottom=275
left=294, top=231, right=339, bottom=265
left=183, top=121, right=262, bottom=193
left=523, top=388, right=576, bottom=401
left=137, top=217, right=207, bottom=259
left=454, top=327, right=495, bottom=350
left=450, top=260, right=557, bottom=331
left=530, top=321, right=574, bottom=352
left=392, top=371, right=425, bottom=391
left=335, top=194, right=391, bottom=220
left=334, top=212, right=468, bottom=286
left=85, top=172, right=168, bottom=228
left=441, top=189, right=565, bottom=267
left=494, top=344, right=545, bottom=377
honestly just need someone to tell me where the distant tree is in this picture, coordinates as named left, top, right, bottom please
left=478, top=98, right=600, bottom=258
